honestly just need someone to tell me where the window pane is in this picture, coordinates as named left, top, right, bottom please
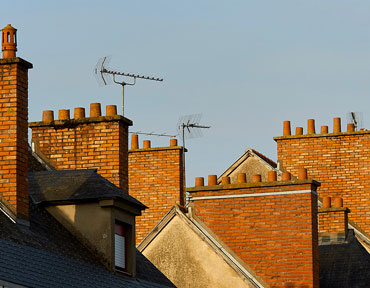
left=115, top=234, right=125, bottom=269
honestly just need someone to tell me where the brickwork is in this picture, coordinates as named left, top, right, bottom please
left=0, top=58, right=32, bottom=219
left=29, top=112, right=132, bottom=192
left=187, top=180, right=319, bottom=288
left=274, top=119, right=370, bottom=234
left=129, top=141, right=184, bottom=244
left=318, top=208, right=349, bottom=234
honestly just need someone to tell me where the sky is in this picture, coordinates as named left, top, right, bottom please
left=3, top=0, right=370, bottom=186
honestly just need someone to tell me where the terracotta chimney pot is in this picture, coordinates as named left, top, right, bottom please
left=322, top=196, right=331, bottom=208
left=58, top=109, right=70, bottom=120
left=347, top=123, right=355, bottom=133
left=42, top=110, right=54, bottom=122
left=307, top=119, right=315, bottom=134
left=195, top=177, right=204, bottom=187
left=90, top=103, right=101, bottom=117
left=282, top=172, right=291, bottom=181
left=321, top=125, right=328, bottom=134
left=1, top=24, right=17, bottom=59
left=295, top=127, right=303, bottom=136
left=170, top=139, right=178, bottom=147
left=131, top=134, right=139, bottom=149
left=106, top=105, right=117, bottom=116
left=221, top=176, right=230, bottom=185
left=143, top=140, right=151, bottom=149
left=252, top=174, right=262, bottom=183
left=283, top=121, right=291, bottom=136
left=268, top=171, right=277, bottom=181
left=333, top=117, right=341, bottom=133
left=333, top=197, right=343, bottom=208
left=237, top=173, right=247, bottom=183
left=74, top=107, right=85, bottom=119
left=208, top=175, right=217, bottom=186
left=297, top=168, right=308, bottom=180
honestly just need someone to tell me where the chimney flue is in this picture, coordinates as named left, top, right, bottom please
left=1, top=24, right=17, bottom=59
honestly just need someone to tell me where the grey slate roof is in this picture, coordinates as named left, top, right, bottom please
left=0, top=197, right=174, bottom=288
left=28, top=169, right=146, bottom=208
left=319, top=230, right=370, bottom=288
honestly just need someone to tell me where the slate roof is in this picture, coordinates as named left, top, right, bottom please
left=319, top=230, right=370, bottom=288
left=28, top=169, right=146, bottom=208
left=0, top=191, right=174, bottom=287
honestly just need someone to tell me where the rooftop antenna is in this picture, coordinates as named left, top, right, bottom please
left=347, top=112, right=363, bottom=131
left=177, top=114, right=210, bottom=206
left=94, top=56, right=163, bottom=116
left=129, top=131, right=177, bottom=138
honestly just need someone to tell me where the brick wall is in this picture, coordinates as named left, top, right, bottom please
left=0, top=57, right=32, bottom=220
left=29, top=105, right=132, bottom=192
left=275, top=118, right=370, bottom=235
left=128, top=137, right=184, bottom=244
left=318, top=208, right=348, bottom=234
left=187, top=176, right=319, bottom=288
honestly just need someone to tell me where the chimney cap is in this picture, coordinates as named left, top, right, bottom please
left=3, top=24, right=17, bottom=31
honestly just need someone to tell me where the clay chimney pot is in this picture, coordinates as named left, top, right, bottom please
left=42, top=110, right=54, bottom=122
left=1, top=24, right=17, bottom=59
left=297, top=168, right=308, bottom=180
left=208, top=175, right=217, bottom=186
left=90, top=103, right=101, bottom=117
left=295, top=127, right=303, bottom=136
left=333, top=197, right=343, bottom=208
left=58, top=109, right=70, bottom=120
left=170, top=139, right=178, bottom=147
left=221, top=176, right=230, bottom=185
left=333, top=117, right=341, bottom=133
left=252, top=174, right=262, bottom=183
left=106, top=105, right=117, bottom=116
left=307, top=119, right=315, bottom=134
left=268, top=171, right=277, bottom=181
left=195, top=177, right=204, bottom=187
left=74, top=107, right=85, bottom=119
left=143, top=140, right=151, bottom=149
left=347, top=123, right=355, bottom=133
left=131, top=134, right=139, bottom=149
left=283, top=121, right=291, bottom=136
left=321, top=125, right=328, bottom=134
left=237, top=173, right=247, bottom=183
left=282, top=172, right=291, bottom=181
left=322, top=196, right=331, bottom=208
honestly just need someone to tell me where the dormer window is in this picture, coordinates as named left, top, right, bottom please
left=115, top=222, right=127, bottom=271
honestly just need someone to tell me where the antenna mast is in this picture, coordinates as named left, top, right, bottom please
left=94, top=56, right=163, bottom=116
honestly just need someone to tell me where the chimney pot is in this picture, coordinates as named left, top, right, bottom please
left=42, top=110, right=54, bottom=122
left=143, top=140, right=151, bottom=149
left=322, top=196, right=331, bottom=208
left=237, top=173, right=247, bottom=183
left=283, top=121, right=291, bottom=136
left=90, top=103, right=101, bottom=117
left=307, top=119, right=315, bottom=134
left=347, top=123, right=355, bottom=133
left=333, top=197, right=343, bottom=208
left=74, top=107, right=85, bottom=119
left=170, top=138, right=178, bottom=147
left=58, top=109, right=70, bottom=120
left=131, top=134, right=139, bottom=149
left=106, top=105, right=117, bottom=116
left=221, top=176, right=230, bottom=185
left=321, top=125, right=328, bottom=134
left=295, top=127, right=303, bottom=136
left=252, top=174, right=262, bottom=183
left=297, top=168, right=308, bottom=180
left=282, top=172, right=291, bottom=181
left=333, top=117, right=341, bottom=133
left=208, top=175, right=217, bottom=186
left=195, top=177, right=204, bottom=187
left=268, top=171, right=277, bottom=181
left=1, top=24, right=17, bottom=59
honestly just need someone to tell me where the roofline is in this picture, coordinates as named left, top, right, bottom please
left=138, top=205, right=269, bottom=288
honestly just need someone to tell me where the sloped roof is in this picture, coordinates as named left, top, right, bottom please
left=29, top=169, right=146, bottom=209
left=319, top=230, right=370, bottom=288
left=0, top=196, right=174, bottom=288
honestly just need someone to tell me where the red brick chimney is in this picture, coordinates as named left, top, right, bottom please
left=187, top=172, right=320, bottom=288
left=0, top=24, right=32, bottom=221
left=29, top=104, right=132, bottom=191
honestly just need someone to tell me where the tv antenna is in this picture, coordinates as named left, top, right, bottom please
left=177, top=114, right=211, bottom=149
left=347, top=112, right=363, bottom=131
left=94, top=56, right=163, bottom=116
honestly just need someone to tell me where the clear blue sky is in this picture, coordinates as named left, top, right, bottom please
left=4, top=0, right=370, bottom=186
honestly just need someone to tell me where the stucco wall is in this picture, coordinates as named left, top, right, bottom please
left=142, top=215, right=255, bottom=288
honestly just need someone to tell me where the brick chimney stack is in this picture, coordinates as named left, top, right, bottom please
left=0, top=24, right=32, bottom=221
